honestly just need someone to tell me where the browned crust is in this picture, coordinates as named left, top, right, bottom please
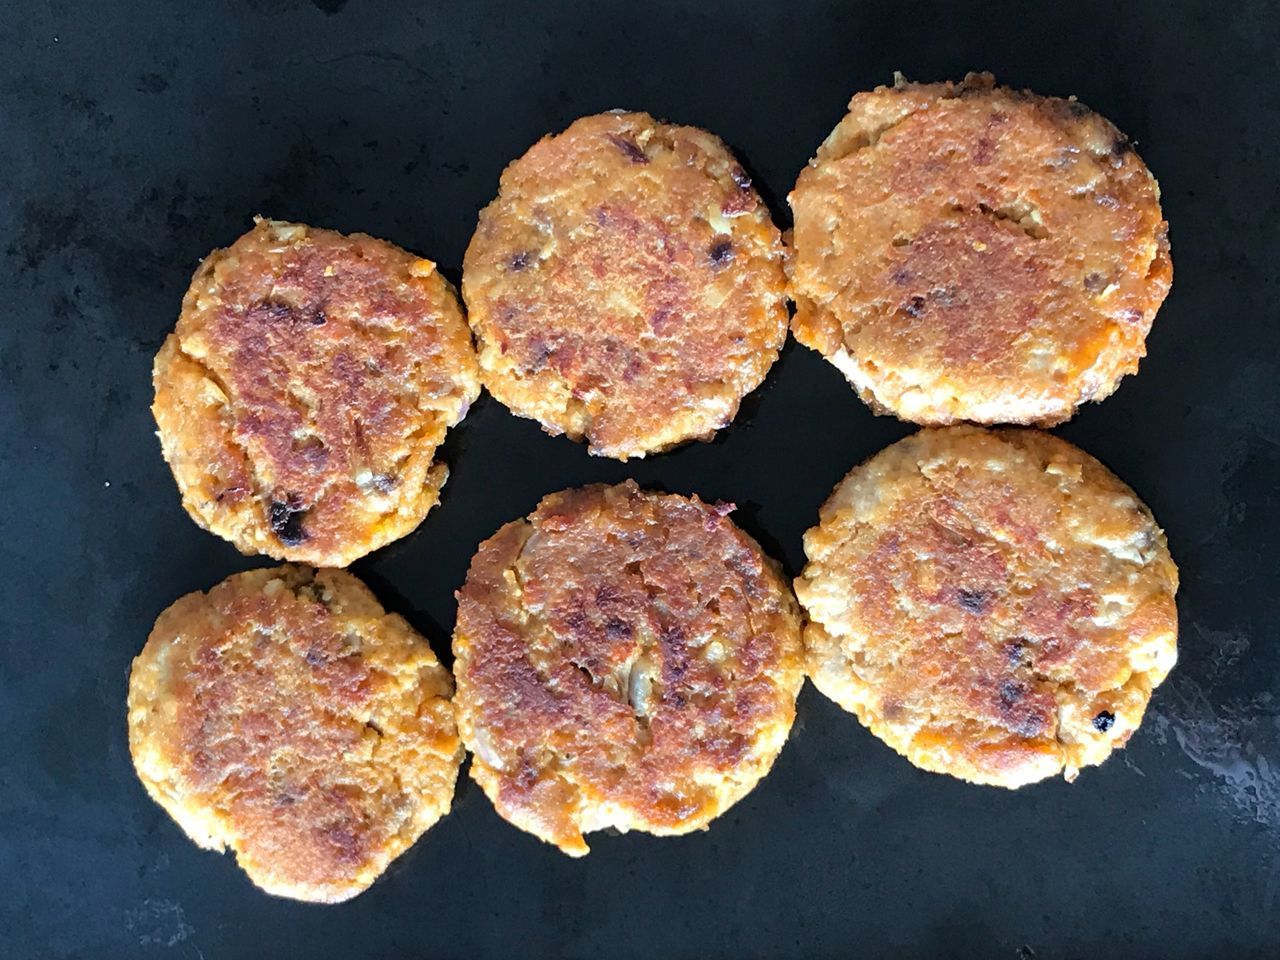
left=462, top=111, right=788, bottom=460
left=789, top=74, right=1172, bottom=426
left=795, top=426, right=1179, bottom=787
left=127, top=566, right=462, bottom=902
left=153, top=219, right=480, bottom=566
left=452, top=481, right=805, bottom=854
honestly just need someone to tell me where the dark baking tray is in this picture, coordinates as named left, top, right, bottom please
left=3, top=1, right=1278, bottom=957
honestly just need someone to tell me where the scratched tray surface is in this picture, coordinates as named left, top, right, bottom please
left=1, top=1, right=1278, bottom=958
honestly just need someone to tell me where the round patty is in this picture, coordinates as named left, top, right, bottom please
left=153, top=218, right=480, bottom=567
left=452, top=481, right=804, bottom=855
left=462, top=111, right=788, bottom=460
left=795, top=427, right=1178, bottom=788
left=127, top=566, right=462, bottom=902
left=789, top=73, right=1172, bottom=426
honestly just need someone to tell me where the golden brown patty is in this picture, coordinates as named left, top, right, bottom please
left=462, top=111, right=788, bottom=460
left=153, top=218, right=480, bottom=566
left=452, top=481, right=804, bottom=855
left=789, top=74, right=1172, bottom=426
left=127, top=566, right=461, bottom=903
left=795, top=427, right=1178, bottom=787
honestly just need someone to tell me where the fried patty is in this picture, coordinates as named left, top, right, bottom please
left=789, top=73, right=1172, bottom=426
left=795, top=427, right=1178, bottom=787
left=127, top=566, right=462, bottom=902
left=153, top=218, right=480, bottom=566
left=452, top=481, right=804, bottom=855
left=462, top=111, right=788, bottom=460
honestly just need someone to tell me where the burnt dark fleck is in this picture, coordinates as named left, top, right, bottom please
left=709, top=239, right=734, bottom=266
left=515, top=762, right=538, bottom=789
left=1111, top=135, right=1134, bottom=158
left=957, top=588, right=992, bottom=614
left=268, top=498, right=308, bottom=546
left=1092, top=710, right=1116, bottom=732
left=1005, top=639, right=1027, bottom=666
left=904, top=295, right=927, bottom=318
left=730, top=165, right=752, bottom=190
left=250, top=299, right=296, bottom=323
left=525, top=336, right=552, bottom=370
left=606, top=133, right=648, bottom=164
left=509, top=250, right=532, bottom=271
left=1083, top=271, right=1108, bottom=292
left=930, top=285, right=957, bottom=307
left=999, top=679, right=1025, bottom=707
left=304, top=647, right=327, bottom=667
left=649, top=306, right=676, bottom=335
left=250, top=299, right=327, bottom=326
left=604, top=617, right=632, bottom=640
left=370, top=472, right=398, bottom=493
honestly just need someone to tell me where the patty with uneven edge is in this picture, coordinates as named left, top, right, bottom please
left=789, top=73, right=1172, bottom=426
left=452, top=481, right=804, bottom=855
left=795, top=427, right=1178, bottom=788
left=153, top=218, right=480, bottom=567
left=462, top=111, right=788, bottom=460
left=127, top=565, right=462, bottom=903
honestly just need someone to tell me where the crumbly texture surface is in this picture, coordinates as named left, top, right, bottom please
left=452, top=481, right=804, bottom=855
left=462, top=111, right=788, bottom=460
left=153, top=219, right=480, bottom=566
left=795, top=427, right=1178, bottom=788
left=789, top=74, right=1172, bottom=426
left=127, top=566, right=462, bottom=903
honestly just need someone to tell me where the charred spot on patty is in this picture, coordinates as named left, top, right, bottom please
left=606, top=133, right=649, bottom=164
left=604, top=617, right=632, bottom=640
left=249, top=299, right=297, bottom=323
left=957, top=588, right=992, bottom=615
left=1092, top=710, right=1116, bottom=732
left=1005, top=638, right=1029, bottom=666
left=269, top=498, right=309, bottom=545
left=248, top=298, right=328, bottom=327
left=998, top=678, right=1025, bottom=707
left=1062, top=98, right=1092, bottom=120
left=709, top=238, right=734, bottom=267
left=1110, top=135, right=1134, bottom=158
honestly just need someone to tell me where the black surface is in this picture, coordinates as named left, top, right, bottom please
left=2, top=1, right=1278, bottom=957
